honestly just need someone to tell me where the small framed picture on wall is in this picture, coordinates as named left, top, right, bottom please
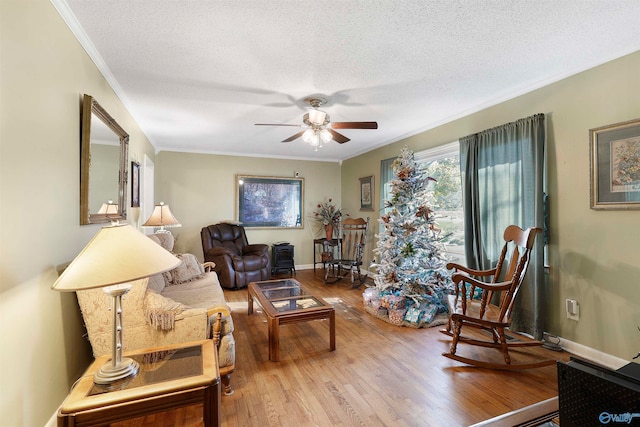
left=131, top=161, right=140, bottom=208
left=359, top=175, right=374, bottom=211
left=590, top=117, right=640, bottom=210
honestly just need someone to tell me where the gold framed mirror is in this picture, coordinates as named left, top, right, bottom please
left=80, top=94, right=129, bottom=225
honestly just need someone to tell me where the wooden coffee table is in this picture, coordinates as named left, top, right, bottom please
left=57, top=340, right=220, bottom=427
left=248, top=278, right=335, bottom=361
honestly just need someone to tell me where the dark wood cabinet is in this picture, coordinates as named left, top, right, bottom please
left=271, top=244, right=295, bottom=276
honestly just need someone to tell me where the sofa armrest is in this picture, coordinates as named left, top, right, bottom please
left=207, top=305, right=231, bottom=346
left=207, top=305, right=230, bottom=318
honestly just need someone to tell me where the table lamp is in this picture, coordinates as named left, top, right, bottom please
left=97, top=200, right=119, bottom=214
left=142, top=202, right=181, bottom=233
left=51, top=224, right=180, bottom=384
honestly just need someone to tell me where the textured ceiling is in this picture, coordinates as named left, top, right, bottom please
left=55, top=1, right=640, bottom=162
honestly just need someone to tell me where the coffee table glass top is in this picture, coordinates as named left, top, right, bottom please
left=253, top=279, right=326, bottom=312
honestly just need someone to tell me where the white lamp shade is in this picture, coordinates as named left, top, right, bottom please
left=97, top=201, right=119, bottom=214
left=51, top=224, right=180, bottom=292
left=142, top=203, right=181, bottom=228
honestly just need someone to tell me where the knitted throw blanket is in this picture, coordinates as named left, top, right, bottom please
left=144, top=292, right=186, bottom=331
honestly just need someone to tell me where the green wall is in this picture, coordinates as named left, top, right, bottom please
left=0, top=1, right=158, bottom=425
left=343, top=50, right=640, bottom=361
left=154, top=152, right=342, bottom=264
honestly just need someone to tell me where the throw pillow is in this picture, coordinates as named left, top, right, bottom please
left=147, top=273, right=166, bottom=293
left=170, top=253, right=205, bottom=284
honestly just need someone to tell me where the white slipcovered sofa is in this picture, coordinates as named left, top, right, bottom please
left=76, top=232, right=235, bottom=394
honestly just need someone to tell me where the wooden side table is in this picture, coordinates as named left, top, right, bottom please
left=57, top=340, right=220, bottom=427
left=313, top=238, right=339, bottom=271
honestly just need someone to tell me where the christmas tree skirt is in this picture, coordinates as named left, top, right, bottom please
left=363, top=303, right=449, bottom=329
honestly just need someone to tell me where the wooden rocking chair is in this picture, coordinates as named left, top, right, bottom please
left=324, top=217, right=369, bottom=287
left=440, top=225, right=555, bottom=370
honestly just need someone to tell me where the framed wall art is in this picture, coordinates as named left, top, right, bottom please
left=359, top=175, right=374, bottom=211
left=236, top=175, right=304, bottom=228
left=131, top=161, right=140, bottom=208
left=590, top=118, right=640, bottom=210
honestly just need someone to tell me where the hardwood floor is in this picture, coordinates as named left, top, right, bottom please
left=116, top=269, right=569, bottom=427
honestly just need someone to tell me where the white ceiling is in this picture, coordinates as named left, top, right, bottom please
left=55, top=1, right=640, bottom=162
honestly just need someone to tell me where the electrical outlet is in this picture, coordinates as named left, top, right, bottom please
left=566, top=298, right=579, bottom=321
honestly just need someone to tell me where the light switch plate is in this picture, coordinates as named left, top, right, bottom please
left=566, top=298, right=579, bottom=321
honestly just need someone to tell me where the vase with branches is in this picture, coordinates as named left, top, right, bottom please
left=313, top=199, right=343, bottom=239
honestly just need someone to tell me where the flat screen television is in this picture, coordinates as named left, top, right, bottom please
left=557, top=357, right=640, bottom=426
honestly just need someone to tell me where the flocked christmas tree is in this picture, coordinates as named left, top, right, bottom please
left=367, top=146, right=453, bottom=327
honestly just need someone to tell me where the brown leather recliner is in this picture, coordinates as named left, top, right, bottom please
left=201, top=223, right=271, bottom=289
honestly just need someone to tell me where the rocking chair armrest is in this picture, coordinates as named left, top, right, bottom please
left=446, top=262, right=497, bottom=277
left=451, top=272, right=486, bottom=287
left=471, top=280, right=513, bottom=292
left=452, top=273, right=513, bottom=293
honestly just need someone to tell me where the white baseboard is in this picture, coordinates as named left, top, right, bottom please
left=556, top=336, right=629, bottom=370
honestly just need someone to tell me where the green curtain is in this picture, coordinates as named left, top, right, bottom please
left=459, top=113, right=546, bottom=338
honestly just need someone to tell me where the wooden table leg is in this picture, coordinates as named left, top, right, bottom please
left=203, top=380, right=221, bottom=427
left=203, top=384, right=212, bottom=427
left=268, top=317, right=280, bottom=361
left=329, top=310, right=336, bottom=351
left=248, top=290, right=254, bottom=315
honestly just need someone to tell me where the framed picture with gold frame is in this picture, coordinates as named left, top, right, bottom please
left=590, top=118, right=640, bottom=210
left=359, top=175, right=374, bottom=211
left=236, top=175, right=304, bottom=228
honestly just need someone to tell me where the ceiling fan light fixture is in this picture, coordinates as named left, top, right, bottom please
left=258, top=96, right=378, bottom=148
left=302, top=129, right=314, bottom=143
left=308, top=109, right=327, bottom=125
left=320, top=129, right=332, bottom=143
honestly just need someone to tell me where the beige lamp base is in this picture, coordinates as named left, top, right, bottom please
left=94, top=283, right=139, bottom=385
left=94, top=357, right=140, bottom=384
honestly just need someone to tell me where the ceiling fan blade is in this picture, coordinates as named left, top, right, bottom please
left=328, top=129, right=350, bottom=144
left=331, top=121, right=378, bottom=129
left=282, top=131, right=305, bottom=143
left=255, top=123, right=302, bottom=127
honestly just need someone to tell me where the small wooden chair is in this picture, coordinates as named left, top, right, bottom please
left=440, top=225, right=555, bottom=370
left=324, top=217, right=369, bottom=287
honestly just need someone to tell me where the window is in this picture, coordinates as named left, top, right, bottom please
left=380, top=141, right=464, bottom=259
left=416, top=142, right=464, bottom=258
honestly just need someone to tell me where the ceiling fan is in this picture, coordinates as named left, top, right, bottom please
left=255, top=97, right=378, bottom=147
